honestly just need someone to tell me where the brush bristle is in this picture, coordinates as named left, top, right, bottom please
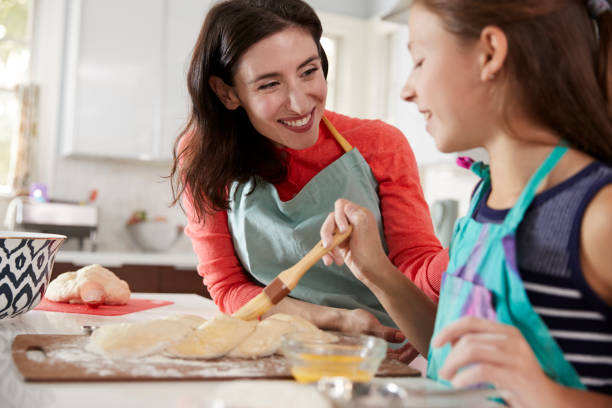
left=232, top=292, right=274, bottom=320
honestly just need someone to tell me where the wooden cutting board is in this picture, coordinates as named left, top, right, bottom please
left=12, top=334, right=420, bottom=382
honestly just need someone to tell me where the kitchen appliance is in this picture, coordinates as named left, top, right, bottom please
left=6, top=197, right=99, bottom=251
left=431, top=199, right=459, bottom=248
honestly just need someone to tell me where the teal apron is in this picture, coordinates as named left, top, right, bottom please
left=427, top=145, right=585, bottom=391
left=227, top=116, right=395, bottom=328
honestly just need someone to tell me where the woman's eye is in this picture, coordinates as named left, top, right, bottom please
left=258, top=81, right=279, bottom=90
left=302, top=67, right=318, bottom=77
left=414, top=59, right=424, bottom=69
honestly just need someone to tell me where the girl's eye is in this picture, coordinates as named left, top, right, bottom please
left=414, top=59, right=424, bottom=69
left=258, top=81, right=279, bottom=91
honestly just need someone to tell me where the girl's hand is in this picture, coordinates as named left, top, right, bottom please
left=320, top=199, right=389, bottom=286
left=432, top=316, right=557, bottom=408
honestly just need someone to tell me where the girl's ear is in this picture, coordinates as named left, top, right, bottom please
left=478, top=25, right=508, bottom=82
left=209, top=76, right=241, bottom=110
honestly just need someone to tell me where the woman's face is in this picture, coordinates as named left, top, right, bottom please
left=230, top=27, right=327, bottom=150
left=401, top=4, right=489, bottom=153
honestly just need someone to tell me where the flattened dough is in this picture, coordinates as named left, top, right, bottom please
left=229, top=313, right=338, bottom=358
left=86, top=314, right=206, bottom=357
left=167, top=314, right=257, bottom=359
left=267, top=313, right=338, bottom=342
left=228, top=317, right=296, bottom=358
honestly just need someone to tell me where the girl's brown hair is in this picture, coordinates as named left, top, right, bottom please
left=170, top=0, right=328, bottom=222
left=413, top=0, right=612, bottom=163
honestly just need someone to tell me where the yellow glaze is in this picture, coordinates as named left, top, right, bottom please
left=290, top=353, right=374, bottom=383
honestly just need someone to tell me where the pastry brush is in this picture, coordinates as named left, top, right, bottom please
left=232, top=226, right=353, bottom=321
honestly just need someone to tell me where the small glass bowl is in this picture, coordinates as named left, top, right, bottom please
left=280, top=331, right=387, bottom=384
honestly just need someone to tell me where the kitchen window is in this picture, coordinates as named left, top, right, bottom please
left=0, top=0, right=35, bottom=196
left=321, top=35, right=338, bottom=111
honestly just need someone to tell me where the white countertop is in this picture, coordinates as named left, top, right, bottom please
left=55, top=250, right=199, bottom=269
left=1, top=294, right=501, bottom=408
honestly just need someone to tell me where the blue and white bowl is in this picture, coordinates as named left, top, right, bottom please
left=0, top=232, right=66, bottom=319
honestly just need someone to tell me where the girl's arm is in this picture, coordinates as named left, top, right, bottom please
left=356, top=122, right=449, bottom=301
left=580, top=183, right=612, bottom=305
left=434, top=317, right=612, bottom=408
left=321, top=199, right=437, bottom=355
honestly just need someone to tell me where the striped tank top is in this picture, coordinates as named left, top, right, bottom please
left=473, top=161, right=612, bottom=395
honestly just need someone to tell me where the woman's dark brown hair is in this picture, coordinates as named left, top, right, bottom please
left=413, top=0, right=612, bottom=164
left=170, top=0, right=328, bottom=222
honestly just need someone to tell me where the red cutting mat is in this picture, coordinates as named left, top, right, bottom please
left=34, top=297, right=173, bottom=316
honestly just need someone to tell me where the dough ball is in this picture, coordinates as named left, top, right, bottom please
left=46, top=264, right=130, bottom=305
left=86, top=314, right=205, bottom=358
left=166, top=314, right=257, bottom=359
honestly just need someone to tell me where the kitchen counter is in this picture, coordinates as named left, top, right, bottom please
left=1, top=294, right=501, bottom=408
left=55, top=250, right=198, bottom=269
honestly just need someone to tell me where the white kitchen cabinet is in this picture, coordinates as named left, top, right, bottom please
left=161, top=0, right=211, bottom=160
left=61, top=0, right=212, bottom=161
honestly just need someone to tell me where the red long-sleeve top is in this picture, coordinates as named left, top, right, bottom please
left=184, top=111, right=448, bottom=314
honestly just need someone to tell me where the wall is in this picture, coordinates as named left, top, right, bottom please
left=51, top=157, right=192, bottom=253
left=306, top=0, right=397, bottom=19
left=12, top=0, right=475, bottom=253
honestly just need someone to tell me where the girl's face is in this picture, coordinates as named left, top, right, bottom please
left=402, top=4, right=490, bottom=153
left=230, top=27, right=327, bottom=150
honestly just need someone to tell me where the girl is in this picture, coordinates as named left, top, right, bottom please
left=321, top=0, right=612, bottom=406
left=169, top=0, right=448, bottom=361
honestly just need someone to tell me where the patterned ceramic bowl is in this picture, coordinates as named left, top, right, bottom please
left=0, top=231, right=66, bottom=319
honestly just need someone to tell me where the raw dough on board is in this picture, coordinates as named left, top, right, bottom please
left=228, top=316, right=297, bottom=358
left=166, top=314, right=257, bottom=359
left=86, top=312, right=337, bottom=360
left=229, top=313, right=338, bottom=358
left=87, top=314, right=206, bottom=358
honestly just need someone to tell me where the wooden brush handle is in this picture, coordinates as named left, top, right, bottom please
left=232, top=226, right=353, bottom=320
left=277, top=225, right=353, bottom=291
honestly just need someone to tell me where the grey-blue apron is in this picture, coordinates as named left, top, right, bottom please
left=227, top=116, right=396, bottom=328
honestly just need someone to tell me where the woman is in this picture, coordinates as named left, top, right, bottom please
left=170, top=0, right=447, bottom=356
left=321, top=0, right=612, bottom=405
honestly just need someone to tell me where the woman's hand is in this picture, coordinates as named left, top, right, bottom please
left=320, top=199, right=390, bottom=286
left=387, top=342, right=420, bottom=364
left=267, top=298, right=405, bottom=346
left=432, top=316, right=558, bottom=408
left=334, top=308, right=405, bottom=343
left=336, top=309, right=419, bottom=364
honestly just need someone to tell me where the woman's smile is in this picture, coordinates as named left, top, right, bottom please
left=278, top=108, right=315, bottom=133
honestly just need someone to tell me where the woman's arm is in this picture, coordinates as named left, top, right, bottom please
left=262, top=296, right=406, bottom=344
left=183, top=195, right=263, bottom=314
